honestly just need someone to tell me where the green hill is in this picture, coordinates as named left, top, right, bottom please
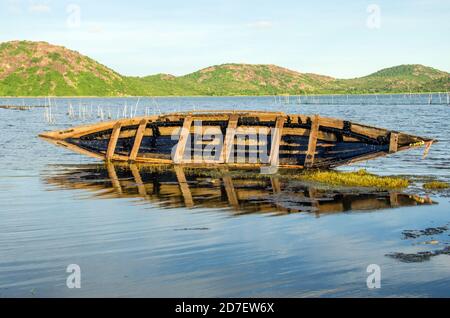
left=0, top=41, right=128, bottom=96
left=0, top=41, right=449, bottom=96
left=176, top=64, right=335, bottom=95
left=330, top=65, right=450, bottom=94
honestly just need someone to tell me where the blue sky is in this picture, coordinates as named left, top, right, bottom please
left=1, top=0, right=449, bottom=78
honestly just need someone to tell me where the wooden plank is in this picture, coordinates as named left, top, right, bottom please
left=304, top=115, right=320, bottom=168
left=129, top=119, right=148, bottom=161
left=297, top=115, right=342, bottom=130
left=174, top=166, right=194, bottom=207
left=351, top=123, right=389, bottom=140
left=389, top=132, right=399, bottom=153
left=271, top=177, right=282, bottom=194
left=223, top=175, right=239, bottom=209
left=40, top=137, right=105, bottom=160
left=106, top=122, right=122, bottom=160
left=268, top=116, right=286, bottom=167
left=129, top=164, right=147, bottom=196
left=309, top=188, right=320, bottom=215
left=423, top=140, right=434, bottom=159
left=67, top=117, right=157, bottom=139
left=221, top=114, right=239, bottom=163
left=390, top=192, right=399, bottom=207
left=173, top=116, right=193, bottom=164
left=106, top=162, right=122, bottom=194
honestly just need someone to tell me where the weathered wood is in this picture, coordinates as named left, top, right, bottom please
left=271, top=177, right=282, bottom=194
left=309, top=188, right=320, bottom=214
left=389, top=132, right=399, bottom=153
left=106, top=122, right=122, bottom=160
left=268, top=116, right=286, bottom=167
left=129, top=119, right=148, bottom=161
left=173, top=116, right=193, bottom=164
left=174, top=166, right=194, bottom=207
left=106, top=162, right=122, bottom=194
left=304, top=115, right=320, bottom=168
left=129, top=164, right=147, bottom=196
left=39, top=138, right=105, bottom=160
left=423, top=140, right=434, bottom=159
left=351, top=123, right=389, bottom=140
left=41, top=110, right=436, bottom=170
left=223, top=175, right=239, bottom=209
left=58, top=117, right=157, bottom=139
left=221, top=114, right=239, bottom=163
left=390, top=192, right=399, bottom=207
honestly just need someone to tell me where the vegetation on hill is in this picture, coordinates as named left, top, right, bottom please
left=329, top=65, right=450, bottom=94
left=0, top=41, right=449, bottom=96
left=0, top=41, right=127, bottom=96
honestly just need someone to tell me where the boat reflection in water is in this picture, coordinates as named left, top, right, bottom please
left=43, top=164, right=435, bottom=216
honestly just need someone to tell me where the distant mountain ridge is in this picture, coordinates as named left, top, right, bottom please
left=0, top=41, right=449, bottom=96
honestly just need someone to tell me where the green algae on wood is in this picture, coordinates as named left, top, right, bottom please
left=184, top=168, right=410, bottom=190
left=291, top=169, right=410, bottom=189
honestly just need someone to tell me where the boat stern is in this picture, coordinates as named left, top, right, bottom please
left=394, top=132, right=437, bottom=157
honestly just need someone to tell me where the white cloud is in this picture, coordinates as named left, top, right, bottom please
left=247, top=20, right=274, bottom=29
left=28, top=2, right=51, bottom=13
left=87, top=25, right=104, bottom=34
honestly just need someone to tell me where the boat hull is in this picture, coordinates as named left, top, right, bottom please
left=39, top=111, right=435, bottom=169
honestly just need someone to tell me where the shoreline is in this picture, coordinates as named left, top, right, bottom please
left=0, top=91, right=448, bottom=99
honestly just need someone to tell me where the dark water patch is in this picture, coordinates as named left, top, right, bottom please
left=387, top=246, right=450, bottom=263
left=174, top=228, right=210, bottom=231
left=387, top=222, right=450, bottom=263
left=402, top=226, right=449, bottom=239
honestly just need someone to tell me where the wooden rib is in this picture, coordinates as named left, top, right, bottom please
left=106, top=122, right=122, bottom=160
left=389, top=132, right=399, bottom=153
left=268, top=116, right=286, bottom=167
left=174, top=166, right=194, bottom=207
left=106, top=162, right=122, bottom=194
left=221, top=114, right=239, bottom=163
left=222, top=175, right=239, bottom=209
left=271, top=177, right=282, bottom=194
left=390, top=192, right=399, bottom=207
left=129, top=164, right=147, bottom=196
left=304, top=115, right=320, bottom=168
left=309, top=188, right=320, bottom=216
left=129, top=119, right=148, bottom=161
left=423, top=140, right=434, bottom=159
left=173, top=116, right=193, bottom=164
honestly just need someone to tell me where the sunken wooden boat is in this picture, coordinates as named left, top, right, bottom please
left=39, top=111, right=436, bottom=169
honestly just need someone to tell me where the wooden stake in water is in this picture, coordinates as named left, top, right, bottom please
left=134, top=97, right=141, bottom=118
left=123, top=102, right=127, bottom=118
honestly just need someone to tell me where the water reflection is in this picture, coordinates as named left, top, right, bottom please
left=42, top=164, right=435, bottom=216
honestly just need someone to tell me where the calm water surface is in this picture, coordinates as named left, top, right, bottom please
left=0, top=95, right=449, bottom=297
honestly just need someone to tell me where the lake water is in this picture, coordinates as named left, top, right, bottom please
left=1, top=95, right=449, bottom=297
